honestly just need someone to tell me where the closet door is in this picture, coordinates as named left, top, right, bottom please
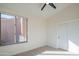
left=1, top=13, right=15, bottom=45
left=68, top=20, right=79, bottom=53
left=57, top=23, right=68, bottom=50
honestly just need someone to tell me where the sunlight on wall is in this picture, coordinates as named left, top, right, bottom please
left=68, top=40, right=79, bottom=53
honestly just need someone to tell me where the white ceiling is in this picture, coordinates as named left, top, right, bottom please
left=0, top=3, right=71, bottom=19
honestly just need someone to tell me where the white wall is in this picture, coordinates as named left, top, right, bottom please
left=47, top=3, right=79, bottom=51
left=0, top=7, right=47, bottom=56
left=47, top=19, right=57, bottom=48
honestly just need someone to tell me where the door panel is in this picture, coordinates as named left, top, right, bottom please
left=57, top=23, right=68, bottom=50
left=68, top=21, right=79, bottom=53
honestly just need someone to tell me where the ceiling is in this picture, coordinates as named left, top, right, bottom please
left=0, top=3, right=71, bottom=19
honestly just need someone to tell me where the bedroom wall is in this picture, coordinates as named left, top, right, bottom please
left=0, top=7, right=47, bottom=55
left=47, top=3, right=79, bottom=50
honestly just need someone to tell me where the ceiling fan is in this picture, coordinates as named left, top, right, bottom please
left=41, top=3, right=56, bottom=11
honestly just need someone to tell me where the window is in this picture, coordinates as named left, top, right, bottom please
left=0, top=12, right=28, bottom=46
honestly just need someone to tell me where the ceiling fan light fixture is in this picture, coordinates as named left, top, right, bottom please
left=46, top=3, right=49, bottom=4
left=41, top=3, right=56, bottom=11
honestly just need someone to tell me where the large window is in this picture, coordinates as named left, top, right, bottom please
left=0, top=12, right=28, bottom=46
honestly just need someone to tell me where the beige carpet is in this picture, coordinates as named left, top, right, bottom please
left=14, top=46, right=79, bottom=56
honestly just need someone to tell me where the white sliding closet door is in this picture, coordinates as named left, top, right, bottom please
left=57, top=19, right=79, bottom=52
left=57, top=23, right=68, bottom=50
left=68, top=20, right=79, bottom=53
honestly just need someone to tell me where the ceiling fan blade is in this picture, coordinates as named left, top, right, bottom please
left=49, top=3, right=56, bottom=9
left=41, top=3, right=46, bottom=11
